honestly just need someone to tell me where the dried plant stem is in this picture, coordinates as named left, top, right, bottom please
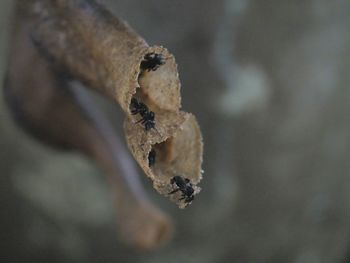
left=5, top=20, right=172, bottom=248
left=11, top=0, right=203, bottom=209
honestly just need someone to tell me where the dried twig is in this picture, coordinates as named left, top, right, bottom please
left=6, top=0, right=204, bottom=247
left=7, top=0, right=203, bottom=244
left=18, top=0, right=204, bottom=208
left=4, top=17, right=172, bottom=248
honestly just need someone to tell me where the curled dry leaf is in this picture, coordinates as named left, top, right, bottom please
left=125, top=114, right=203, bottom=209
left=25, top=0, right=203, bottom=207
left=5, top=12, right=173, bottom=248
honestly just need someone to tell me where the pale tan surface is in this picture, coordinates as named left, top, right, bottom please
left=125, top=113, right=203, bottom=208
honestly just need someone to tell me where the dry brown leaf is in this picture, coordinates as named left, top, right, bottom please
left=24, top=0, right=204, bottom=208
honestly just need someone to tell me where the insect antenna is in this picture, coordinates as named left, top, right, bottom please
left=153, top=126, right=161, bottom=136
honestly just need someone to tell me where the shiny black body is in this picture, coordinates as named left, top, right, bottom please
left=169, top=175, right=195, bottom=204
left=140, top=53, right=165, bottom=72
left=136, top=111, right=155, bottom=130
left=130, top=98, right=148, bottom=116
left=148, top=149, right=156, bottom=167
left=130, top=98, right=156, bottom=131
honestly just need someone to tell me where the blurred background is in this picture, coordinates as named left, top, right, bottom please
left=2, top=0, right=350, bottom=262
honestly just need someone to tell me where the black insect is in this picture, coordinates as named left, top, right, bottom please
left=140, top=53, right=165, bottom=72
left=130, top=98, right=157, bottom=131
left=169, top=176, right=195, bottom=205
left=148, top=149, right=156, bottom=167
left=130, top=98, right=148, bottom=116
left=136, top=111, right=156, bottom=131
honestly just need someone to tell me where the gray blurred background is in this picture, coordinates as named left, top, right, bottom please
left=2, top=0, right=350, bottom=262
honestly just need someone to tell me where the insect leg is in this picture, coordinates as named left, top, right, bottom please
left=135, top=118, right=145, bottom=124
left=168, top=188, right=180, bottom=195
